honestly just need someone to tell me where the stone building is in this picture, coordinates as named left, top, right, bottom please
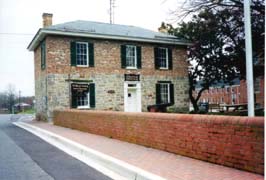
left=28, top=13, right=191, bottom=120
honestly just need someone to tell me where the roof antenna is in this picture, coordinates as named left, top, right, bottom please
left=109, top=0, right=115, bottom=24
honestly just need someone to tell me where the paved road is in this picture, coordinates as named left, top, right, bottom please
left=0, top=114, right=112, bottom=180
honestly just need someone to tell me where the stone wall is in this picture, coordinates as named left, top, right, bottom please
left=45, top=73, right=189, bottom=118
left=54, top=110, right=264, bottom=174
left=35, top=35, right=189, bottom=119
left=34, top=44, right=48, bottom=120
left=46, top=74, right=70, bottom=118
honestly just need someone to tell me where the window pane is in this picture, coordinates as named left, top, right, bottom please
left=126, top=46, right=136, bottom=67
left=254, top=77, right=260, bottom=92
left=77, top=93, right=89, bottom=106
left=160, top=84, right=169, bottom=103
left=76, top=43, right=88, bottom=66
left=158, top=48, right=168, bottom=68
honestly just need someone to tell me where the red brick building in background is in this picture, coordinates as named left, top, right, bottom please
left=196, top=51, right=265, bottom=108
left=196, top=77, right=264, bottom=107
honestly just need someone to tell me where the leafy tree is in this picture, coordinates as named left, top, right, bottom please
left=161, top=0, right=264, bottom=111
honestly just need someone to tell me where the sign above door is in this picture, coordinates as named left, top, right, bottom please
left=124, top=74, right=140, bottom=81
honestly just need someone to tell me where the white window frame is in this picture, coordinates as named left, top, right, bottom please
left=160, top=83, right=170, bottom=103
left=125, top=45, right=137, bottom=69
left=76, top=42, right=89, bottom=67
left=158, top=47, right=169, bottom=69
left=77, top=91, right=90, bottom=109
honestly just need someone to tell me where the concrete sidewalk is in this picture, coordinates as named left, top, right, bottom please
left=17, top=120, right=263, bottom=180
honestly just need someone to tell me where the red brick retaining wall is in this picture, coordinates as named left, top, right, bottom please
left=53, top=109, right=264, bottom=174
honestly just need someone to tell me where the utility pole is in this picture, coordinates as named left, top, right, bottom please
left=109, top=0, right=115, bottom=24
left=244, top=0, right=255, bottom=116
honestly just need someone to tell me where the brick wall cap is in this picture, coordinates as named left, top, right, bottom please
left=54, top=109, right=264, bottom=127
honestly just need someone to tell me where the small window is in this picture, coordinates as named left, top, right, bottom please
left=158, top=47, right=168, bottom=69
left=126, top=45, right=137, bottom=68
left=41, top=41, right=46, bottom=70
left=76, top=42, right=89, bottom=66
left=226, top=87, right=230, bottom=93
left=71, top=83, right=93, bottom=109
left=156, top=82, right=174, bottom=104
left=77, top=93, right=89, bottom=108
left=254, top=77, right=260, bottom=93
left=155, top=47, right=172, bottom=70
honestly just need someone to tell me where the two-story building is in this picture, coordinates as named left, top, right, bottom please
left=196, top=78, right=264, bottom=107
left=28, top=13, right=191, bottom=120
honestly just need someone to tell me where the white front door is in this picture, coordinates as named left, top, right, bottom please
left=127, top=88, right=137, bottom=112
left=124, top=82, right=141, bottom=112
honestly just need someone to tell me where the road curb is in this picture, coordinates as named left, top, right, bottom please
left=13, top=122, right=167, bottom=180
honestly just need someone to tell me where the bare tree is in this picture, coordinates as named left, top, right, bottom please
left=5, top=84, right=17, bottom=113
left=171, top=0, right=264, bottom=22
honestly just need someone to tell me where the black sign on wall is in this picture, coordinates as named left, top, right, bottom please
left=71, top=83, right=89, bottom=95
left=124, top=74, right=140, bottom=81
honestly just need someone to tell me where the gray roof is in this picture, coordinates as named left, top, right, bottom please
left=28, top=20, right=191, bottom=51
left=46, top=20, right=177, bottom=40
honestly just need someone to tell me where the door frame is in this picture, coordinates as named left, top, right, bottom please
left=124, top=82, right=141, bottom=112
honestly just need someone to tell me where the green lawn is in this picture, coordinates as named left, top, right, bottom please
left=18, top=108, right=35, bottom=114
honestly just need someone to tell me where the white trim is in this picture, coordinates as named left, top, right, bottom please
left=28, top=29, right=192, bottom=51
left=77, top=106, right=90, bottom=109
left=159, top=83, right=170, bottom=104
left=77, top=65, right=89, bottom=67
left=125, top=45, right=137, bottom=69
left=76, top=42, right=89, bottom=67
left=158, top=47, right=169, bottom=69
left=126, top=67, right=137, bottom=70
left=77, top=93, right=90, bottom=109
left=72, top=82, right=90, bottom=109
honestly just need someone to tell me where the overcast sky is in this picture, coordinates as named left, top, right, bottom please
left=0, top=0, right=183, bottom=96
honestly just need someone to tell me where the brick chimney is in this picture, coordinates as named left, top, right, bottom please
left=42, top=13, right=53, bottom=28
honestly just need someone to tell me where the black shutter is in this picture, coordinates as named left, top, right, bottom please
left=89, top=83, right=96, bottom=108
left=70, top=41, right=76, bottom=66
left=121, top=45, right=126, bottom=68
left=168, top=48, right=173, bottom=70
left=71, top=95, right=77, bottom=108
left=41, top=41, right=46, bottom=70
left=136, top=46, right=141, bottom=69
left=154, top=47, right=159, bottom=69
left=170, top=83, right=174, bottom=104
left=88, top=43, right=94, bottom=67
left=156, top=83, right=161, bottom=104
